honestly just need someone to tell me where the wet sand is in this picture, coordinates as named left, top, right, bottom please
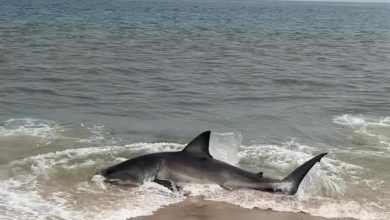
left=130, top=197, right=355, bottom=220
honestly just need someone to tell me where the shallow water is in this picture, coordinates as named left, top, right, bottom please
left=0, top=0, right=389, bottom=219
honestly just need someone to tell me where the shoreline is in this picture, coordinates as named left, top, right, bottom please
left=130, top=197, right=355, bottom=220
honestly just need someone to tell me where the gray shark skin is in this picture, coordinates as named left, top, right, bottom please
left=101, top=131, right=327, bottom=195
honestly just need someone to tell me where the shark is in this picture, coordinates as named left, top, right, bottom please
left=101, top=131, right=327, bottom=195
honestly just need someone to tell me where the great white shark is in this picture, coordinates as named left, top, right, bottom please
left=101, top=131, right=327, bottom=195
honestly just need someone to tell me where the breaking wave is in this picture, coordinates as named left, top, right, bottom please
left=0, top=118, right=389, bottom=220
left=333, top=114, right=390, bottom=152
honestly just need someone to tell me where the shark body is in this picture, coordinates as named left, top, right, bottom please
left=101, top=131, right=327, bottom=195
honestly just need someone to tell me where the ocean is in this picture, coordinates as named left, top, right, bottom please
left=0, top=0, right=389, bottom=219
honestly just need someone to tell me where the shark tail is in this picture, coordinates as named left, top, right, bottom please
left=280, top=153, right=327, bottom=195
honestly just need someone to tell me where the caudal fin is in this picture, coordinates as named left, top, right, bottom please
left=282, top=153, right=327, bottom=195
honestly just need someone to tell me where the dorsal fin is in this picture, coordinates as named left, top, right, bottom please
left=256, top=172, right=263, bottom=177
left=182, top=131, right=212, bottom=158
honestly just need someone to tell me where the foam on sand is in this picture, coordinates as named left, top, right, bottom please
left=0, top=118, right=389, bottom=220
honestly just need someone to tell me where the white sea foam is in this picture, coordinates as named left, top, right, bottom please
left=79, top=181, right=183, bottom=220
left=238, top=142, right=365, bottom=197
left=0, top=125, right=388, bottom=220
left=0, top=179, right=82, bottom=220
left=333, top=114, right=390, bottom=153
left=1, top=142, right=186, bottom=220
left=180, top=184, right=385, bottom=220
left=0, top=118, right=62, bottom=145
left=333, top=114, right=390, bottom=127
left=0, top=118, right=116, bottom=147
left=210, top=132, right=242, bottom=165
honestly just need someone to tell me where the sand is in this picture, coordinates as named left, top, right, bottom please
left=130, top=197, right=355, bottom=220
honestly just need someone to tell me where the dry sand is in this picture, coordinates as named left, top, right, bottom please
left=130, top=197, right=355, bottom=220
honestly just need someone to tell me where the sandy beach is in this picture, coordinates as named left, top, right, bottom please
left=130, top=197, right=355, bottom=220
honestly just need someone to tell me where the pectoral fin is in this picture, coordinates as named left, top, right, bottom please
left=154, top=179, right=181, bottom=192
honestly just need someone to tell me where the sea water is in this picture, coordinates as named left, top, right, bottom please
left=0, top=0, right=389, bottom=219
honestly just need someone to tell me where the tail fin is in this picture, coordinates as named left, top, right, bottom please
left=282, top=153, right=327, bottom=195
